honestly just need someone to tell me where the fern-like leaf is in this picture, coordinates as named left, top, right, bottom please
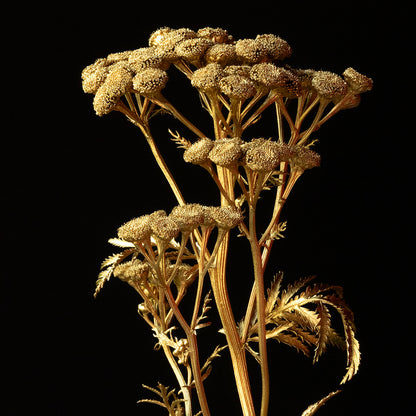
left=301, top=389, right=341, bottom=416
left=94, top=248, right=135, bottom=297
left=108, top=238, right=135, bottom=248
left=313, top=301, right=331, bottom=363
left=169, top=129, right=192, bottom=149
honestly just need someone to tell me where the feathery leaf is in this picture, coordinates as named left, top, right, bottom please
left=301, top=390, right=341, bottom=416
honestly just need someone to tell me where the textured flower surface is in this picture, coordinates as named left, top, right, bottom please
left=83, top=26, right=372, bottom=416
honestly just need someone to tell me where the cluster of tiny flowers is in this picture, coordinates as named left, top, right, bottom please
left=183, top=136, right=320, bottom=172
left=82, top=26, right=373, bottom=115
left=117, top=203, right=244, bottom=244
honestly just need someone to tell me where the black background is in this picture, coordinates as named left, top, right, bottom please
left=3, top=2, right=411, bottom=415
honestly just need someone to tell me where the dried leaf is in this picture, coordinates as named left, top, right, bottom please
left=313, top=302, right=331, bottom=363
left=301, top=389, right=341, bottom=416
left=108, top=237, right=135, bottom=248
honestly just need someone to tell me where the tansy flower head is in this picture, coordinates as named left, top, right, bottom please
left=244, top=139, right=292, bottom=172
left=133, top=68, right=168, bottom=95
left=311, top=71, right=349, bottom=100
left=183, top=138, right=214, bottom=165
left=114, top=260, right=150, bottom=282
left=149, top=210, right=180, bottom=241
left=169, top=204, right=206, bottom=232
left=343, top=67, right=373, bottom=93
left=197, top=27, right=232, bottom=43
left=118, top=215, right=152, bottom=242
left=175, top=38, right=213, bottom=64
left=290, top=146, right=321, bottom=171
left=208, top=137, right=244, bottom=167
left=191, top=63, right=224, bottom=93
left=209, top=206, right=244, bottom=229
left=205, top=43, right=237, bottom=66
left=219, top=75, right=257, bottom=100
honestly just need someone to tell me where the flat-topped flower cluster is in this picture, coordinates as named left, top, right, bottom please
left=82, top=26, right=372, bottom=116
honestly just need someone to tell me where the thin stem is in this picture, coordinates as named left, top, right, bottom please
left=160, top=342, right=193, bottom=416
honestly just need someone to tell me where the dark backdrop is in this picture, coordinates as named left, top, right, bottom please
left=3, top=2, right=410, bottom=415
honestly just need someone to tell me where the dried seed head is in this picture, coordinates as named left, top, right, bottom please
left=191, top=63, right=224, bottom=92
left=106, top=50, right=132, bottom=64
left=245, top=139, right=291, bottom=172
left=224, top=65, right=252, bottom=78
left=208, top=137, right=244, bottom=167
left=255, top=34, right=292, bottom=61
left=118, top=215, right=152, bottom=242
left=219, top=75, right=257, bottom=100
left=169, top=204, right=206, bottom=232
left=183, top=138, right=214, bottom=164
left=209, top=205, right=244, bottom=229
left=150, top=28, right=197, bottom=61
left=175, top=38, right=213, bottom=63
left=205, top=44, right=237, bottom=65
left=149, top=210, right=180, bottom=241
left=311, top=71, right=349, bottom=100
left=128, top=47, right=168, bottom=72
left=197, top=27, right=232, bottom=43
left=149, top=27, right=173, bottom=47
left=132, top=68, right=168, bottom=95
left=82, top=64, right=109, bottom=94
left=343, top=67, right=373, bottom=93
left=114, top=260, right=150, bottom=282
left=291, top=146, right=321, bottom=170
left=93, top=64, right=133, bottom=115
left=235, top=38, right=268, bottom=64
left=250, top=63, right=300, bottom=94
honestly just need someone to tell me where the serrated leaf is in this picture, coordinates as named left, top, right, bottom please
left=301, top=389, right=341, bottom=416
left=266, top=272, right=284, bottom=315
left=108, top=238, right=135, bottom=248
left=313, top=302, right=331, bottom=364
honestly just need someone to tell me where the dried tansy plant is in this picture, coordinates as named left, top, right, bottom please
left=82, top=27, right=372, bottom=416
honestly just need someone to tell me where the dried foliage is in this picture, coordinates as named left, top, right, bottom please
left=83, top=26, right=371, bottom=416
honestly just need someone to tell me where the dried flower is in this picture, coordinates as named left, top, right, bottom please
left=205, top=44, right=237, bottom=65
left=191, top=63, right=224, bottom=92
left=150, top=28, right=197, bottom=61
left=106, top=50, right=132, bottom=64
left=133, top=68, right=168, bottom=95
left=175, top=38, right=213, bottom=64
left=343, top=67, right=373, bottom=93
left=224, top=65, right=252, bottom=78
left=93, top=64, right=133, bottom=115
left=118, top=214, right=152, bottom=242
left=311, top=71, right=349, bottom=100
left=219, top=75, right=257, bottom=100
left=208, top=137, right=244, bottom=167
left=128, top=47, right=168, bottom=72
left=183, top=137, right=214, bottom=164
left=82, top=62, right=109, bottom=94
left=197, top=27, right=232, bottom=43
left=114, top=259, right=150, bottom=282
left=235, top=38, right=268, bottom=64
left=149, top=210, right=180, bottom=241
left=209, top=205, right=244, bottom=229
left=255, top=34, right=292, bottom=61
left=290, top=146, right=321, bottom=170
left=250, top=63, right=286, bottom=89
left=169, top=204, right=206, bottom=232
left=244, top=139, right=291, bottom=172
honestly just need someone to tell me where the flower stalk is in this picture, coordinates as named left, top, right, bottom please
left=84, top=26, right=372, bottom=416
